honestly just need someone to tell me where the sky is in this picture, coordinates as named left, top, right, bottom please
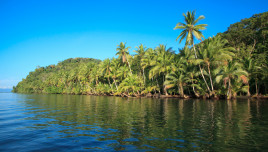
left=0, top=0, right=267, bottom=89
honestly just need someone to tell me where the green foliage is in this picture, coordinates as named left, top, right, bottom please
left=14, top=58, right=101, bottom=94
left=174, top=10, right=207, bottom=45
left=222, top=12, right=268, bottom=95
left=13, top=11, right=268, bottom=98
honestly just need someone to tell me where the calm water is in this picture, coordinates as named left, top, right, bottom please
left=0, top=93, right=268, bottom=151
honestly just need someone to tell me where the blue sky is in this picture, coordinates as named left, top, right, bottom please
left=0, top=0, right=267, bottom=89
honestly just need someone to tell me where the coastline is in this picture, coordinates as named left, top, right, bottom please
left=13, top=91, right=268, bottom=100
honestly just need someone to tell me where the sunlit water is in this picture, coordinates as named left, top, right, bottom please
left=0, top=93, right=267, bottom=151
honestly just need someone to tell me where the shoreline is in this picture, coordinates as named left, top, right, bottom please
left=13, top=92, right=268, bottom=100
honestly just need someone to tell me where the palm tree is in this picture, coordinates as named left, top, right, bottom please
left=134, top=44, right=147, bottom=84
left=198, top=36, right=235, bottom=92
left=165, top=70, right=187, bottom=97
left=149, top=45, right=175, bottom=95
left=117, top=65, right=129, bottom=81
left=174, top=10, right=207, bottom=57
left=118, top=74, right=142, bottom=96
left=241, top=57, right=260, bottom=96
left=134, top=44, right=146, bottom=59
left=141, top=48, right=155, bottom=80
left=141, top=48, right=155, bottom=69
left=110, top=58, right=120, bottom=91
left=91, top=64, right=101, bottom=86
left=216, top=61, right=248, bottom=99
left=101, top=58, right=112, bottom=89
left=178, top=47, right=201, bottom=97
left=85, top=63, right=99, bottom=94
left=116, top=42, right=132, bottom=74
left=174, top=10, right=210, bottom=94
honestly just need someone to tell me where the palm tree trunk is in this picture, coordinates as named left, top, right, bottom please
left=193, top=42, right=198, bottom=59
left=164, top=87, right=168, bottom=95
left=193, top=43, right=211, bottom=93
left=207, top=64, right=214, bottom=91
left=126, top=55, right=133, bottom=75
left=255, top=79, right=258, bottom=95
left=96, top=78, right=98, bottom=85
left=113, top=78, right=118, bottom=91
left=191, top=78, right=199, bottom=97
left=227, top=78, right=232, bottom=100
left=142, top=68, right=146, bottom=85
left=199, top=64, right=211, bottom=93
left=163, top=74, right=168, bottom=95
left=180, top=83, right=184, bottom=97
left=155, top=77, right=161, bottom=94
left=107, top=76, right=112, bottom=89
left=247, top=84, right=251, bottom=96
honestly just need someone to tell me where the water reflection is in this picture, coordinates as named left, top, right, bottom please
left=8, top=94, right=268, bottom=151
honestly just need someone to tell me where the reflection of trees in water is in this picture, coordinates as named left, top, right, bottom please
left=21, top=94, right=267, bottom=151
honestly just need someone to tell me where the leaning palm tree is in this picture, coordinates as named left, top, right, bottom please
left=116, top=42, right=132, bottom=74
left=174, top=10, right=211, bottom=94
left=198, top=36, right=235, bottom=92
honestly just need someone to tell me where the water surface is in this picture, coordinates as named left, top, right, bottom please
left=0, top=93, right=267, bottom=151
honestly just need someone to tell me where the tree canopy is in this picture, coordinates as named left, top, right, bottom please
left=13, top=11, right=268, bottom=99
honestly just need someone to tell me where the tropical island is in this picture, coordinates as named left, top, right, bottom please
left=13, top=11, right=268, bottom=100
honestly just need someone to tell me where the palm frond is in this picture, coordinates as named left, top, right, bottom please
left=193, top=15, right=205, bottom=25
left=194, top=24, right=208, bottom=30
left=216, top=75, right=223, bottom=83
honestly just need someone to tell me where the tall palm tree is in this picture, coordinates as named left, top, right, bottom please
left=116, top=42, right=132, bottom=74
left=110, top=58, right=120, bottom=91
left=134, top=44, right=146, bottom=59
left=174, top=10, right=207, bottom=57
left=117, top=65, right=129, bottom=81
left=141, top=48, right=156, bottom=89
left=149, top=45, right=175, bottom=95
left=198, top=36, right=235, bottom=92
left=174, top=10, right=210, bottom=94
left=141, top=48, right=155, bottom=76
left=178, top=47, right=201, bottom=97
left=134, top=44, right=147, bottom=84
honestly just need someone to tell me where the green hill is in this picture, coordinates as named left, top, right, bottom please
left=13, top=58, right=101, bottom=94
left=13, top=12, right=268, bottom=98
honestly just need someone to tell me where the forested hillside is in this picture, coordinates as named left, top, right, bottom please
left=13, top=11, right=268, bottom=99
left=13, top=58, right=101, bottom=94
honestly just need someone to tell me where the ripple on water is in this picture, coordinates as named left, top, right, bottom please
left=0, top=94, right=268, bottom=151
